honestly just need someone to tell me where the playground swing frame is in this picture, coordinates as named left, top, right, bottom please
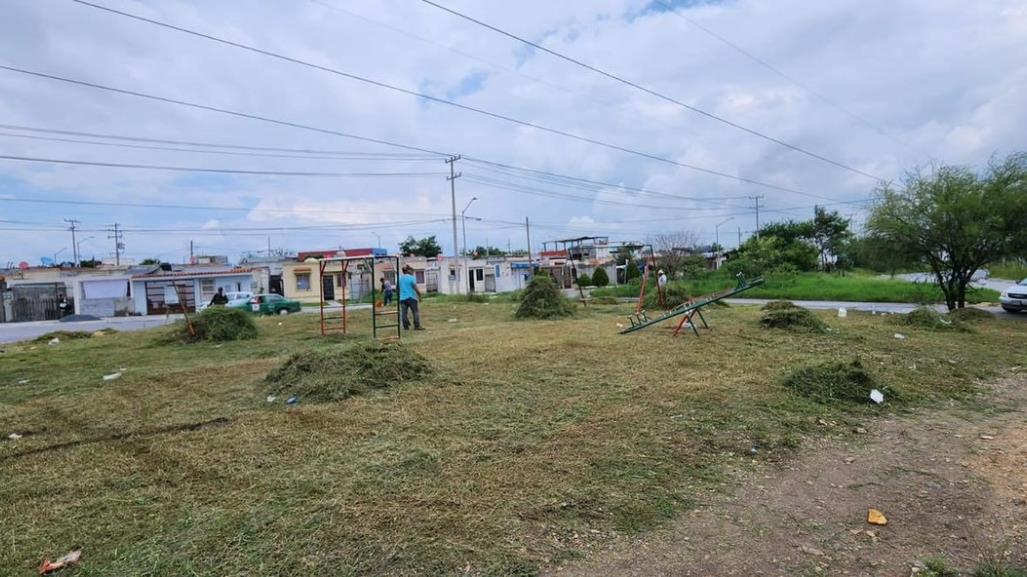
left=318, top=255, right=402, bottom=340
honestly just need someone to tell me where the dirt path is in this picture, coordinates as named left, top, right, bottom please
left=547, top=375, right=1027, bottom=577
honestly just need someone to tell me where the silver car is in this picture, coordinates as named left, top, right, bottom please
left=999, top=278, right=1027, bottom=313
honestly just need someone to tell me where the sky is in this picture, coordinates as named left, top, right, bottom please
left=1, top=0, right=1025, bottom=266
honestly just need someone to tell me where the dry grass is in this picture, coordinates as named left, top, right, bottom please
left=1, top=301, right=1023, bottom=576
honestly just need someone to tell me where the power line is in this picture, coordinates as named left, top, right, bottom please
left=0, top=130, right=439, bottom=161
left=0, top=154, right=447, bottom=178
left=419, top=0, right=883, bottom=182
left=63, top=2, right=842, bottom=198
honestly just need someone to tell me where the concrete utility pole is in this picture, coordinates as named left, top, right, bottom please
left=737, top=226, right=742, bottom=248
left=749, top=195, right=765, bottom=239
left=64, top=219, right=80, bottom=266
left=446, top=155, right=462, bottom=258
left=189, top=240, right=194, bottom=264
left=525, top=216, right=532, bottom=274
left=108, top=223, right=124, bottom=266
left=461, top=196, right=477, bottom=257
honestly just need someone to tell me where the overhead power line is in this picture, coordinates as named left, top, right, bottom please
left=65, top=1, right=837, bottom=198
left=419, top=0, right=883, bottom=182
left=0, top=154, right=447, bottom=178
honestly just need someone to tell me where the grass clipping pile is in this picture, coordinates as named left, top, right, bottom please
left=265, top=342, right=432, bottom=402
left=177, top=307, right=258, bottom=342
left=759, top=302, right=827, bottom=333
left=890, top=306, right=972, bottom=332
left=515, top=274, right=574, bottom=319
left=783, top=358, right=898, bottom=404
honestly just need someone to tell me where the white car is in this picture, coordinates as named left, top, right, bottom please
left=199, top=291, right=254, bottom=311
left=999, top=278, right=1027, bottom=313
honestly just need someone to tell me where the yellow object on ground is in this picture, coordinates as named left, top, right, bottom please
left=867, top=508, right=888, bottom=525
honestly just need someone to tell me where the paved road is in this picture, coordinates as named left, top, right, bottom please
left=893, top=272, right=1018, bottom=293
left=723, top=298, right=1024, bottom=320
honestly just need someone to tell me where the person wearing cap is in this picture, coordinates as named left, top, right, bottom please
left=657, top=269, right=668, bottom=288
left=398, top=264, right=423, bottom=330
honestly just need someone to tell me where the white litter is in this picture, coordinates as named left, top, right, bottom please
left=8, top=433, right=23, bottom=440
left=17, top=379, right=30, bottom=385
left=447, top=318, right=459, bottom=323
left=837, top=307, right=847, bottom=318
left=102, top=372, right=122, bottom=381
left=869, top=389, right=885, bottom=404
left=616, top=323, right=625, bottom=328
left=894, top=333, right=907, bottom=340
left=48, top=337, right=60, bottom=346
left=277, top=322, right=283, bottom=326
left=266, top=395, right=277, bottom=403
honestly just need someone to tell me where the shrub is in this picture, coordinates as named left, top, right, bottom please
left=783, top=358, right=897, bottom=404
left=266, top=342, right=431, bottom=403
left=575, top=272, right=592, bottom=287
left=515, top=274, right=575, bottom=319
left=592, top=296, right=620, bottom=305
left=947, top=307, right=992, bottom=324
left=890, top=306, right=971, bottom=332
left=759, top=306, right=827, bottom=333
left=760, top=300, right=798, bottom=311
left=625, top=261, right=641, bottom=282
left=645, top=282, right=689, bottom=310
left=591, top=267, right=610, bottom=287
left=180, top=307, right=258, bottom=342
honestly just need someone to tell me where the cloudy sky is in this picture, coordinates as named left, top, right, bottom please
left=1, top=0, right=1025, bottom=265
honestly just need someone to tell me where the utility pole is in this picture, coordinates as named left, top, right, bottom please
left=64, top=219, right=80, bottom=266
left=737, top=226, right=742, bottom=248
left=446, top=155, right=462, bottom=258
left=748, top=195, right=765, bottom=239
left=267, top=235, right=272, bottom=255
left=525, top=216, right=533, bottom=275
left=189, top=240, right=194, bottom=264
left=108, top=223, right=124, bottom=266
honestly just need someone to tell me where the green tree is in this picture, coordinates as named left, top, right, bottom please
left=78, top=258, right=102, bottom=268
left=140, top=258, right=162, bottom=265
left=469, top=245, right=506, bottom=257
left=575, top=272, right=592, bottom=286
left=811, top=206, right=853, bottom=270
left=591, top=267, right=610, bottom=287
left=625, top=260, right=641, bottom=282
left=727, top=235, right=819, bottom=276
left=399, top=235, right=443, bottom=258
left=867, top=153, right=1027, bottom=310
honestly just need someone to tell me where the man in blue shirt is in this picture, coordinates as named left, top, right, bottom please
left=398, top=264, right=423, bottom=330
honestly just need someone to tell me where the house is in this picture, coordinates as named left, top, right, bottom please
left=282, top=248, right=391, bottom=304
left=130, top=268, right=257, bottom=315
left=539, top=236, right=619, bottom=288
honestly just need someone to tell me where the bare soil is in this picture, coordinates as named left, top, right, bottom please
left=548, top=374, right=1027, bottom=577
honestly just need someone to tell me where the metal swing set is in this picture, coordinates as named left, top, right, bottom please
left=318, top=255, right=402, bottom=340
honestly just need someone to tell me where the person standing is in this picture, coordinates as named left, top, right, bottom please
left=381, top=276, right=394, bottom=306
left=209, top=287, right=229, bottom=307
left=657, top=269, right=668, bottom=289
left=398, top=264, right=423, bottom=330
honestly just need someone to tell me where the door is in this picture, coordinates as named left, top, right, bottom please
left=468, top=269, right=476, bottom=292
left=322, top=274, right=335, bottom=301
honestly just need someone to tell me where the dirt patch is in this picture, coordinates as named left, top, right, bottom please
left=547, top=375, right=1027, bottom=577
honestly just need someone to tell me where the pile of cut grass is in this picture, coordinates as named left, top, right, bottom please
left=782, top=358, right=895, bottom=404
left=265, top=341, right=432, bottom=402
left=759, top=306, right=827, bottom=333
left=32, top=330, right=93, bottom=343
left=177, top=307, right=259, bottom=342
left=890, top=306, right=970, bottom=332
left=516, top=274, right=574, bottom=319
left=760, top=300, right=797, bottom=311
left=947, top=307, right=993, bottom=324
left=645, top=282, right=689, bottom=310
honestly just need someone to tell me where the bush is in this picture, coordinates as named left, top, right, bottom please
left=890, top=306, right=971, bottom=332
left=181, top=307, right=258, bottom=342
left=783, top=358, right=896, bottom=404
left=645, top=282, right=689, bottom=310
left=760, top=306, right=827, bottom=333
left=625, top=261, right=641, bottom=282
left=947, top=307, right=992, bottom=324
left=575, top=272, right=592, bottom=287
left=592, top=296, right=620, bottom=305
left=266, top=341, right=431, bottom=403
left=760, top=300, right=798, bottom=311
left=591, top=267, right=610, bottom=287
left=515, top=274, right=575, bottom=319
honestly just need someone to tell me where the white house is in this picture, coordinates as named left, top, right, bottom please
left=130, top=268, right=257, bottom=315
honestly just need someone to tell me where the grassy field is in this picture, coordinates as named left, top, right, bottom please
left=988, top=261, right=1027, bottom=281
left=1, top=301, right=1023, bottom=576
left=592, top=272, right=1000, bottom=304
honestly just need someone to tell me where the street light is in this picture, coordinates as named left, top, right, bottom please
left=373, top=232, right=381, bottom=249
left=76, top=236, right=95, bottom=264
left=54, top=247, right=67, bottom=266
left=461, top=196, right=478, bottom=256
left=714, top=217, right=734, bottom=270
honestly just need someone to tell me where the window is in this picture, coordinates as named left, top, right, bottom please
left=415, top=271, right=425, bottom=283
left=267, top=294, right=283, bottom=303
left=296, top=273, right=311, bottom=291
left=475, top=269, right=484, bottom=281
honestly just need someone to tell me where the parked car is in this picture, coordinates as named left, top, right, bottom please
left=999, top=278, right=1027, bottom=313
left=235, top=293, right=302, bottom=315
left=198, top=291, right=253, bottom=311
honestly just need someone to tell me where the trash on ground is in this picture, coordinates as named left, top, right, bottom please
left=616, top=323, right=625, bottom=328
left=854, top=426, right=868, bottom=434
left=894, top=333, right=907, bottom=340
left=837, top=307, right=847, bottom=318
left=277, top=322, right=283, bottom=326
left=48, top=338, right=60, bottom=346
left=102, top=372, right=122, bottom=381
left=843, top=456, right=856, bottom=464
left=8, top=433, right=23, bottom=440
left=17, top=379, right=30, bottom=385
left=39, top=549, right=82, bottom=574
left=266, top=395, right=277, bottom=403
left=213, top=344, right=223, bottom=349
left=285, top=395, right=299, bottom=405
left=867, top=508, right=888, bottom=525
left=869, top=389, right=885, bottom=404
left=447, top=318, right=459, bottom=323
left=980, top=434, right=996, bottom=440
